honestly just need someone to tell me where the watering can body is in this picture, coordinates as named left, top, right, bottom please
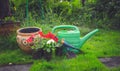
left=52, top=25, right=98, bottom=53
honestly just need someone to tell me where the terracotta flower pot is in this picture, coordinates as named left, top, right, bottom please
left=16, top=27, right=42, bottom=53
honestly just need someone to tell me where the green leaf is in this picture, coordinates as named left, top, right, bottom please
left=46, top=49, right=51, bottom=53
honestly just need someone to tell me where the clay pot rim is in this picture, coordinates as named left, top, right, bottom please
left=17, top=27, right=42, bottom=36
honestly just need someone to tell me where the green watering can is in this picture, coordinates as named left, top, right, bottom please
left=52, top=25, right=99, bottom=53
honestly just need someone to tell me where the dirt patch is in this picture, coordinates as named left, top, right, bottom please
left=0, top=64, right=32, bottom=71
left=99, top=56, right=120, bottom=68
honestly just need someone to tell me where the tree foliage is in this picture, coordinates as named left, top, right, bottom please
left=11, top=0, right=120, bottom=29
left=95, top=0, right=120, bottom=18
left=94, top=0, right=120, bottom=28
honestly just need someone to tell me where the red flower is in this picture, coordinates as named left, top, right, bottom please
left=39, top=31, right=58, bottom=42
left=46, top=32, right=58, bottom=42
left=26, top=31, right=58, bottom=43
left=26, top=34, right=35, bottom=43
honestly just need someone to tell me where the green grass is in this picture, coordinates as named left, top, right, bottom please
left=30, top=54, right=109, bottom=71
left=0, top=49, right=32, bottom=65
left=0, top=35, right=33, bottom=65
left=0, top=24, right=120, bottom=71
left=29, top=28, right=120, bottom=71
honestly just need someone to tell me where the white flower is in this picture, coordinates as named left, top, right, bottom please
left=47, top=39, right=55, bottom=44
left=9, top=63, right=12, bottom=65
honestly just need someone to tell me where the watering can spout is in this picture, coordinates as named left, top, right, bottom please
left=80, top=29, right=99, bottom=47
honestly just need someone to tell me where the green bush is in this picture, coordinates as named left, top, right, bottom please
left=12, top=0, right=120, bottom=29
left=93, top=0, right=120, bottom=29
left=0, top=35, right=18, bottom=50
left=53, top=1, right=72, bottom=16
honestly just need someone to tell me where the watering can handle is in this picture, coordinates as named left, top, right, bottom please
left=52, top=25, right=79, bottom=33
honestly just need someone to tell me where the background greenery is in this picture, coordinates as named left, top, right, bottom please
left=10, top=0, right=120, bottom=29
left=0, top=0, right=120, bottom=71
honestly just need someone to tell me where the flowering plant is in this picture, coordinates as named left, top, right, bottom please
left=42, top=39, right=56, bottom=52
left=31, top=38, right=57, bottom=53
left=26, top=32, right=58, bottom=53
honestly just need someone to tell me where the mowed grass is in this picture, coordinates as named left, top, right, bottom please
left=30, top=28, right=120, bottom=71
left=81, top=29, right=120, bottom=57
left=0, top=25, right=120, bottom=71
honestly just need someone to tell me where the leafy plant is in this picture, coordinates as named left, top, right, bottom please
left=42, top=39, right=56, bottom=53
left=53, top=1, right=72, bottom=16
left=31, top=37, right=42, bottom=51
left=0, top=16, right=16, bottom=22
left=2, top=16, right=16, bottom=22
left=31, top=38, right=56, bottom=53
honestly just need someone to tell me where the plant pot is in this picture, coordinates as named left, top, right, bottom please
left=55, top=47, right=64, bottom=56
left=32, top=49, right=44, bottom=59
left=43, top=50, right=52, bottom=61
left=16, top=27, right=42, bottom=53
left=0, top=21, right=20, bottom=36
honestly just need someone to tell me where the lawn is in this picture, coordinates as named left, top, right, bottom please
left=0, top=24, right=120, bottom=71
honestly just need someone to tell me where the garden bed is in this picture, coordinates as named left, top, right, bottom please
left=0, top=21, right=20, bottom=36
left=0, top=25, right=120, bottom=71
